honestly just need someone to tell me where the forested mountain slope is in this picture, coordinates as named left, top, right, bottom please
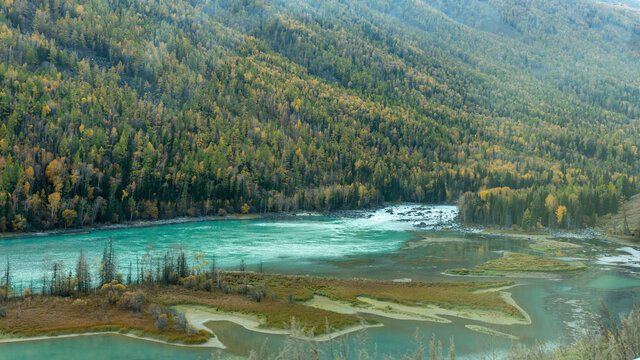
left=0, top=0, right=639, bottom=231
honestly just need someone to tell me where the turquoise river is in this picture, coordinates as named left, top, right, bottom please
left=1, top=205, right=639, bottom=359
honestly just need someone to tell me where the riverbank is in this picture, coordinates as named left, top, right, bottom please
left=0, top=213, right=303, bottom=240
left=0, top=203, right=460, bottom=241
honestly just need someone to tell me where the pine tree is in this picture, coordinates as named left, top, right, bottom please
left=76, top=250, right=91, bottom=293
left=100, top=238, right=117, bottom=285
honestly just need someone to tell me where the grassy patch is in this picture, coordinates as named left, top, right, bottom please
left=170, top=272, right=521, bottom=318
left=155, top=287, right=360, bottom=335
left=0, top=273, right=524, bottom=340
left=0, top=296, right=210, bottom=344
left=529, top=239, right=582, bottom=255
left=446, top=252, right=587, bottom=276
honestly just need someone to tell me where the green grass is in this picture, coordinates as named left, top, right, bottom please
left=446, top=252, right=587, bottom=275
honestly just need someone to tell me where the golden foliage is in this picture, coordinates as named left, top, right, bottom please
left=478, top=187, right=513, bottom=201
left=556, top=205, right=567, bottom=224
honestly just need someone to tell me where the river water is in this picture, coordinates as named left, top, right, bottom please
left=0, top=205, right=638, bottom=359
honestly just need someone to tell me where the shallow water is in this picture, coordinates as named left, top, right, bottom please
left=0, top=334, right=220, bottom=360
left=586, top=273, right=640, bottom=290
left=0, top=204, right=638, bottom=359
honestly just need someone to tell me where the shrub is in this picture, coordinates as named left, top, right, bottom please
left=149, top=303, right=168, bottom=321
left=155, top=313, right=168, bottom=330
left=100, top=280, right=126, bottom=304
left=121, top=290, right=146, bottom=312
left=22, top=288, right=31, bottom=298
left=181, top=275, right=197, bottom=289
left=248, top=288, right=267, bottom=302
left=173, top=310, right=188, bottom=331
left=0, top=304, right=6, bottom=318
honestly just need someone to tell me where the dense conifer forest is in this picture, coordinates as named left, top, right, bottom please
left=0, top=0, right=639, bottom=231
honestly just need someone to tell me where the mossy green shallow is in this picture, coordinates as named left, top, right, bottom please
left=445, top=252, right=587, bottom=276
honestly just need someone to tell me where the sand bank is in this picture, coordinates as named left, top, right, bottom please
left=177, top=305, right=381, bottom=342
left=305, top=291, right=530, bottom=326
left=465, top=325, right=519, bottom=340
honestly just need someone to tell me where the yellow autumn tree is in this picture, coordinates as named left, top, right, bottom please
left=241, top=203, right=250, bottom=214
left=11, top=214, right=27, bottom=231
left=62, top=209, right=78, bottom=227
left=545, top=194, right=558, bottom=212
left=556, top=205, right=567, bottom=225
left=45, top=159, right=65, bottom=191
left=48, top=192, right=61, bottom=220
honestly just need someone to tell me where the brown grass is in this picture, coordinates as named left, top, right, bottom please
left=199, top=272, right=521, bottom=317
left=0, top=295, right=209, bottom=344
left=0, top=273, right=523, bottom=341
left=153, top=286, right=360, bottom=334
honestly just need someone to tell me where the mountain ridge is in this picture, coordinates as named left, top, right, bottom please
left=0, top=0, right=638, bottom=232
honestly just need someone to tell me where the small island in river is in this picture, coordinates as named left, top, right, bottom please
left=445, top=252, right=587, bottom=276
